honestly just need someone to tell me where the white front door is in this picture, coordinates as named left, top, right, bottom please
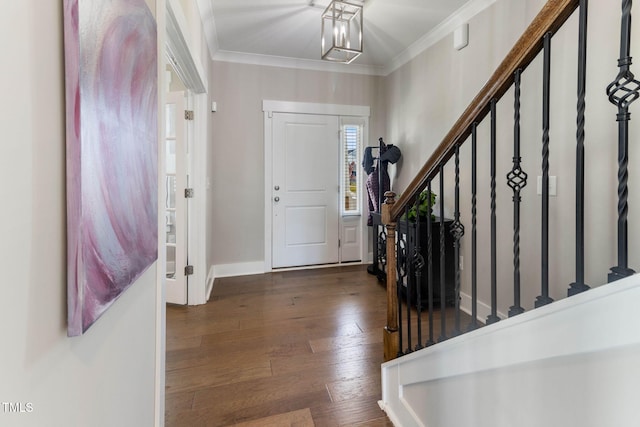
left=165, top=91, right=188, bottom=304
left=272, top=113, right=340, bottom=268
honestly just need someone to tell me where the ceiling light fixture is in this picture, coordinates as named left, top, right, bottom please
left=321, top=0, right=363, bottom=64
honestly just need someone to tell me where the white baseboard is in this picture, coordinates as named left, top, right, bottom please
left=212, top=261, right=265, bottom=280
left=205, top=265, right=214, bottom=301
left=459, top=291, right=506, bottom=323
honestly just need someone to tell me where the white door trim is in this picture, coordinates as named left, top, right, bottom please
left=165, top=91, right=188, bottom=304
left=164, top=0, right=208, bottom=306
left=166, top=0, right=207, bottom=94
left=263, top=100, right=370, bottom=117
left=263, top=100, right=370, bottom=272
left=188, top=92, right=208, bottom=304
left=157, top=0, right=209, bottom=423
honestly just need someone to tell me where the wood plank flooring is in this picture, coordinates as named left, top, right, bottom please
left=165, top=265, right=466, bottom=426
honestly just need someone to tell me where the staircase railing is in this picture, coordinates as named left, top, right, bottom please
left=382, top=0, right=639, bottom=361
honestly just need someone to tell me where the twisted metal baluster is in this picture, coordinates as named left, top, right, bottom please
left=607, top=0, right=639, bottom=282
left=426, top=181, right=435, bottom=346
left=536, top=32, right=554, bottom=308
left=393, top=224, right=403, bottom=357
left=450, top=144, right=465, bottom=335
left=413, top=196, right=425, bottom=351
left=402, top=206, right=412, bottom=354
left=569, top=0, right=591, bottom=296
left=438, top=166, right=448, bottom=342
left=468, top=124, right=479, bottom=331
left=487, top=99, right=500, bottom=324
left=507, top=69, right=527, bottom=317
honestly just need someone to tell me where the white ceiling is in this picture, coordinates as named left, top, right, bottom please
left=195, top=0, right=496, bottom=75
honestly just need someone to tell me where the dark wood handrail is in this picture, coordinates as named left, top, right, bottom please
left=389, top=0, right=579, bottom=221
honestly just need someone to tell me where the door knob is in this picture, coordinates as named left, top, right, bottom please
left=274, top=185, right=280, bottom=191
left=274, top=196, right=280, bottom=202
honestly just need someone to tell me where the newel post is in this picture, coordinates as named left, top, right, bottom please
left=382, top=191, right=399, bottom=361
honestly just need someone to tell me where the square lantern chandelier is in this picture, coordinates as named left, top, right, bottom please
left=321, top=0, right=363, bottom=64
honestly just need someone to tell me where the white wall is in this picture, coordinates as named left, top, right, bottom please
left=0, top=1, right=161, bottom=425
left=384, top=0, right=640, bottom=316
left=208, top=62, right=386, bottom=268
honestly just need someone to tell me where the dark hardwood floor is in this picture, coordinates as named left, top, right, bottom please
left=165, top=264, right=464, bottom=426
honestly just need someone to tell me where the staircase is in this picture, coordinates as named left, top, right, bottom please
left=378, top=0, right=640, bottom=425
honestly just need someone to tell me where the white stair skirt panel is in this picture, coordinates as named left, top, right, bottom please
left=381, top=273, right=640, bottom=427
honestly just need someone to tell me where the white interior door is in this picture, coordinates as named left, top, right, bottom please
left=272, top=113, right=340, bottom=268
left=165, top=91, right=188, bottom=304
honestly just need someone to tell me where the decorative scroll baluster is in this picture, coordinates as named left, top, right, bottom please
left=536, top=32, right=554, bottom=308
left=426, top=181, right=435, bottom=346
left=414, top=196, right=425, bottom=351
left=507, top=69, right=527, bottom=317
left=450, top=144, right=465, bottom=335
left=487, top=99, right=500, bottom=325
left=377, top=226, right=387, bottom=279
left=468, top=124, right=479, bottom=331
left=607, top=0, right=639, bottom=282
left=402, top=205, right=412, bottom=354
left=569, top=0, right=591, bottom=296
left=438, top=166, right=448, bottom=342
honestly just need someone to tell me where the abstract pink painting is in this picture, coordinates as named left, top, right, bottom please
left=63, top=0, right=158, bottom=336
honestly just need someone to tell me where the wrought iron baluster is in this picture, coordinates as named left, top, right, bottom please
left=569, top=0, right=591, bottom=296
left=402, top=205, right=412, bottom=354
left=487, top=99, right=500, bottom=324
left=468, top=123, right=479, bottom=331
left=607, top=0, right=639, bottom=282
left=507, top=69, right=527, bottom=317
left=536, top=32, right=554, bottom=308
left=378, top=226, right=387, bottom=279
left=396, top=222, right=404, bottom=357
left=426, top=181, right=435, bottom=346
left=413, top=196, right=425, bottom=351
left=438, top=166, right=448, bottom=342
left=451, top=144, right=464, bottom=335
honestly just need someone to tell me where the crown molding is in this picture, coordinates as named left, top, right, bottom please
left=212, top=50, right=386, bottom=76
left=383, top=0, right=498, bottom=76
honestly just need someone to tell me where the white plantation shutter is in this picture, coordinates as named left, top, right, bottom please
left=341, top=124, right=362, bottom=214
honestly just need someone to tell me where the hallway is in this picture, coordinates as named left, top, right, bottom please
left=165, top=265, right=462, bottom=426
